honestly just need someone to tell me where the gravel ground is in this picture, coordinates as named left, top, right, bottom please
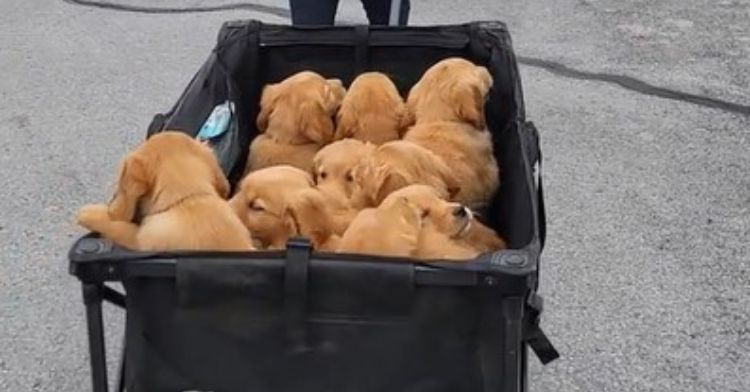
left=0, top=0, right=747, bottom=391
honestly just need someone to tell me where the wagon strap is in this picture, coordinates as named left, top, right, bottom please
left=524, top=293, right=560, bottom=364
left=284, top=237, right=312, bottom=352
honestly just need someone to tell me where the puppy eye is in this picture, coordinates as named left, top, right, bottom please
left=319, top=172, right=327, bottom=180
left=421, top=209, right=430, bottom=218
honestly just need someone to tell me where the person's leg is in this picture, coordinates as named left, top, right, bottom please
left=289, top=0, right=340, bottom=25
left=360, top=0, right=410, bottom=25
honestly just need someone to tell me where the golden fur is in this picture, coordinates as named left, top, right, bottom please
left=404, top=57, right=500, bottom=208
left=312, top=138, right=376, bottom=233
left=76, top=131, right=254, bottom=251
left=336, top=196, right=422, bottom=258
left=229, top=165, right=340, bottom=251
left=349, top=140, right=460, bottom=209
left=246, top=71, right=346, bottom=174
left=283, top=188, right=341, bottom=251
left=383, top=185, right=505, bottom=260
left=334, top=72, right=413, bottom=144
left=339, top=185, right=504, bottom=260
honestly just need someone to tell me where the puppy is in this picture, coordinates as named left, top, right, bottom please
left=76, top=131, right=254, bottom=251
left=312, top=138, right=376, bottom=233
left=229, top=165, right=313, bottom=249
left=246, top=71, right=346, bottom=174
left=382, top=185, right=506, bottom=260
left=284, top=188, right=341, bottom=251
left=334, top=72, right=413, bottom=144
left=349, top=140, right=460, bottom=209
left=404, top=57, right=500, bottom=209
left=229, top=166, right=339, bottom=251
left=336, top=196, right=422, bottom=258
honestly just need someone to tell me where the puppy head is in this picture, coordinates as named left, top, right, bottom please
left=349, top=141, right=460, bottom=208
left=334, top=72, right=414, bottom=142
left=119, top=131, right=229, bottom=217
left=313, top=138, right=376, bottom=203
left=229, top=165, right=314, bottom=249
left=349, top=155, right=409, bottom=209
left=282, top=188, right=337, bottom=250
left=257, top=71, right=346, bottom=145
left=382, top=184, right=472, bottom=239
left=407, top=58, right=493, bottom=128
left=380, top=196, right=423, bottom=233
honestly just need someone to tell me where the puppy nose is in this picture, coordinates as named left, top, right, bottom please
left=452, top=206, right=468, bottom=218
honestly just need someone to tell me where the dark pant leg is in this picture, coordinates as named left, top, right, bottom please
left=360, top=0, right=411, bottom=25
left=288, top=0, right=341, bottom=25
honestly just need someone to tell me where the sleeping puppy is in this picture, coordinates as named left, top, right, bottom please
left=76, top=131, right=254, bottom=251
left=338, top=185, right=505, bottom=260
left=382, top=185, right=506, bottom=260
left=312, top=138, right=376, bottom=233
left=336, top=196, right=422, bottom=258
left=404, top=57, right=500, bottom=209
left=334, top=72, right=413, bottom=144
left=229, top=166, right=339, bottom=251
left=283, top=188, right=341, bottom=251
left=246, top=71, right=346, bottom=174
left=349, top=140, right=460, bottom=209
left=229, top=165, right=313, bottom=249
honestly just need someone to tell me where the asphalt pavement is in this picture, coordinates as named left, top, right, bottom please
left=0, top=0, right=748, bottom=391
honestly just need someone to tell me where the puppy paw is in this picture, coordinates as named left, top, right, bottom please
left=76, top=204, right=110, bottom=229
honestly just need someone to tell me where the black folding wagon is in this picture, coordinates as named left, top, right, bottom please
left=69, top=20, right=559, bottom=392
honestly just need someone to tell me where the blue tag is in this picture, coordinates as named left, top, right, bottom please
left=197, top=101, right=234, bottom=141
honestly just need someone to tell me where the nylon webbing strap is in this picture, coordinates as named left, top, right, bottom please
left=284, top=237, right=312, bottom=352
left=524, top=294, right=559, bottom=365
left=354, top=25, right=369, bottom=74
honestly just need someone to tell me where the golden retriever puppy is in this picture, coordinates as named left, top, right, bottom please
left=312, top=138, right=376, bottom=232
left=76, top=131, right=254, bottom=251
left=382, top=185, right=506, bottom=260
left=334, top=72, right=413, bottom=144
left=338, top=185, right=505, bottom=259
left=336, top=196, right=422, bottom=258
left=404, top=57, right=500, bottom=209
left=230, top=165, right=313, bottom=249
left=314, top=139, right=377, bottom=201
left=349, top=140, right=460, bottom=209
left=229, top=166, right=340, bottom=251
left=246, top=71, right=346, bottom=174
left=283, top=188, right=341, bottom=251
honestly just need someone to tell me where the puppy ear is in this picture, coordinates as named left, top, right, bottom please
left=108, top=153, right=149, bottom=221
left=334, top=106, right=357, bottom=140
left=300, top=101, right=335, bottom=144
left=282, top=206, right=302, bottom=238
left=256, top=83, right=280, bottom=132
left=197, top=141, right=231, bottom=198
left=405, top=81, right=423, bottom=118
left=454, top=84, right=485, bottom=129
left=284, top=190, right=334, bottom=249
left=393, top=197, right=422, bottom=229
left=455, top=66, right=493, bottom=129
left=373, top=165, right=409, bottom=205
left=325, top=78, right=346, bottom=108
left=476, top=66, right=494, bottom=95
left=395, top=102, right=415, bottom=137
